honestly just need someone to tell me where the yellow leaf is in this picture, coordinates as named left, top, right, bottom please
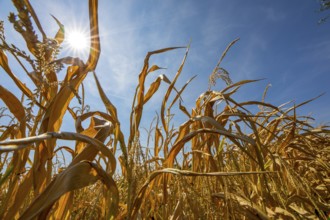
left=160, top=47, right=189, bottom=134
left=0, top=132, right=117, bottom=174
left=0, top=49, right=34, bottom=101
left=93, top=71, right=128, bottom=167
left=51, top=14, right=65, bottom=45
left=130, top=46, right=185, bottom=148
left=0, top=86, right=25, bottom=125
left=86, top=0, right=100, bottom=71
left=18, top=161, right=119, bottom=220
left=147, top=65, right=165, bottom=74
left=145, top=76, right=162, bottom=96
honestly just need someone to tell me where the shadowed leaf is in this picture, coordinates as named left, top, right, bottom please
left=18, top=161, right=118, bottom=220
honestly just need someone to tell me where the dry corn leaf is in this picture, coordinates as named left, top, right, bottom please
left=218, top=38, right=239, bottom=67
left=161, top=47, right=189, bottom=134
left=147, top=64, right=165, bottom=73
left=3, top=130, right=116, bottom=175
left=70, top=122, right=116, bottom=174
left=86, top=0, right=100, bottom=71
left=23, top=0, right=46, bottom=41
left=220, top=79, right=262, bottom=94
left=51, top=192, right=73, bottom=220
left=2, top=170, right=34, bottom=220
left=93, top=71, right=127, bottom=166
left=179, top=101, right=191, bottom=118
left=0, top=85, right=26, bottom=134
left=0, top=125, right=16, bottom=141
left=51, top=14, right=65, bottom=45
left=77, top=111, right=116, bottom=128
left=0, top=164, right=14, bottom=187
left=92, top=72, right=118, bottom=121
left=166, top=127, right=259, bottom=167
left=285, top=93, right=325, bottom=115
left=45, top=70, right=59, bottom=101
left=144, top=74, right=171, bottom=104
left=0, top=50, right=35, bottom=101
left=212, top=192, right=269, bottom=220
left=132, top=168, right=272, bottom=219
left=154, top=126, right=163, bottom=159
left=44, top=67, right=86, bottom=158
left=11, top=0, right=40, bottom=56
left=18, top=161, right=118, bottom=220
left=237, top=101, right=279, bottom=111
left=75, top=116, right=98, bottom=154
left=131, top=46, right=185, bottom=143
left=168, top=75, right=196, bottom=110
left=0, top=132, right=116, bottom=173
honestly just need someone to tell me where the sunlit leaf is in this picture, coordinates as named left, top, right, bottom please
left=0, top=85, right=26, bottom=126
left=0, top=50, right=35, bottom=102
left=51, top=14, right=65, bottom=45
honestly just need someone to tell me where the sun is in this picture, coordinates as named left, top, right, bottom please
left=66, top=29, right=89, bottom=53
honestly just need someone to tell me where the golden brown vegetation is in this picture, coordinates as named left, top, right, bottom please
left=0, top=0, right=329, bottom=219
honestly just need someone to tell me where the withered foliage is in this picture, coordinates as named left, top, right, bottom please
left=0, top=1, right=329, bottom=219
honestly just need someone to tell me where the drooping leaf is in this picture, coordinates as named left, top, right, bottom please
left=18, top=161, right=119, bottom=220
left=93, top=71, right=127, bottom=166
left=0, top=49, right=34, bottom=102
left=144, top=74, right=171, bottom=104
left=160, top=46, right=189, bottom=134
left=0, top=132, right=116, bottom=174
left=147, top=65, right=165, bottom=74
left=129, top=46, right=185, bottom=148
left=0, top=85, right=25, bottom=125
left=131, top=168, right=273, bottom=219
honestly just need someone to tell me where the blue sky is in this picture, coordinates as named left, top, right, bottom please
left=1, top=0, right=330, bottom=138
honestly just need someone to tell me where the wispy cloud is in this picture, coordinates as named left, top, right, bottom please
left=261, top=7, right=286, bottom=22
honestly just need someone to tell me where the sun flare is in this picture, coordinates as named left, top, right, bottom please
left=66, top=29, right=89, bottom=52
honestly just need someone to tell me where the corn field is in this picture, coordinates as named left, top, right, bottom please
left=0, top=0, right=329, bottom=219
